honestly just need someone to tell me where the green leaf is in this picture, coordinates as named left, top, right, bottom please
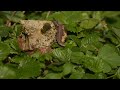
left=80, top=18, right=99, bottom=29
left=48, top=65, right=63, bottom=72
left=0, top=66, right=16, bottom=79
left=95, top=73, right=107, bottom=79
left=11, top=54, right=27, bottom=64
left=5, top=11, right=25, bottom=23
left=0, top=18, right=6, bottom=25
left=52, top=48, right=72, bottom=62
left=65, top=23, right=77, bottom=33
left=102, top=61, right=111, bottom=73
left=62, top=11, right=89, bottom=23
left=48, top=11, right=66, bottom=24
left=103, top=12, right=120, bottom=28
left=0, top=26, right=12, bottom=38
left=80, top=33, right=103, bottom=51
left=44, top=53, right=53, bottom=61
left=83, top=56, right=104, bottom=73
left=14, top=24, right=22, bottom=36
left=0, top=42, right=10, bottom=61
left=70, top=66, right=85, bottom=79
left=111, top=27, right=120, bottom=39
left=44, top=73, right=62, bottom=79
left=92, top=11, right=102, bottom=21
left=31, top=51, right=53, bottom=62
left=69, top=72, right=82, bottom=79
left=16, top=58, right=42, bottom=79
left=69, top=35, right=81, bottom=47
left=82, top=73, right=97, bottom=79
left=105, top=30, right=119, bottom=45
left=98, top=44, right=120, bottom=68
left=102, top=11, right=120, bottom=18
left=48, top=11, right=89, bottom=24
left=62, top=63, right=73, bottom=76
left=71, top=47, right=81, bottom=52
left=71, top=51, right=111, bottom=73
left=31, top=51, right=42, bottom=59
left=4, top=38, right=20, bottom=53
left=116, top=68, right=120, bottom=79
left=71, top=52, right=84, bottom=64
left=65, top=40, right=77, bottom=49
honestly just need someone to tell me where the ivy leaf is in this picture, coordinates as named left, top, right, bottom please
left=98, top=44, right=120, bottom=68
left=0, top=66, right=16, bottom=79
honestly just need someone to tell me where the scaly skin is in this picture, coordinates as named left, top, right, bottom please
left=52, top=20, right=65, bottom=46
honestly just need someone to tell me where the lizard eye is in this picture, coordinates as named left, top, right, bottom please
left=41, top=23, right=51, bottom=34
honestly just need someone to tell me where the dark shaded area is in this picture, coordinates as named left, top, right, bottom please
left=105, top=17, right=117, bottom=24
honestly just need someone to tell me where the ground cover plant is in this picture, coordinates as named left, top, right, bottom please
left=0, top=11, right=120, bottom=79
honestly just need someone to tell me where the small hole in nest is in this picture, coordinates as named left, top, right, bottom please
left=41, top=23, right=51, bottom=34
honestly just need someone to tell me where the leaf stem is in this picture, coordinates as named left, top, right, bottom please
left=106, top=74, right=116, bottom=79
left=46, top=11, right=51, bottom=19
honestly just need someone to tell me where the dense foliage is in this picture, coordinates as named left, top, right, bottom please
left=0, top=11, right=120, bottom=79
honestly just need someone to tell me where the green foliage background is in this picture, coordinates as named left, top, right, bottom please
left=0, top=11, right=120, bottom=79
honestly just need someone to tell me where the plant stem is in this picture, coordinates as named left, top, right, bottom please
left=46, top=11, right=51, bottom=19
